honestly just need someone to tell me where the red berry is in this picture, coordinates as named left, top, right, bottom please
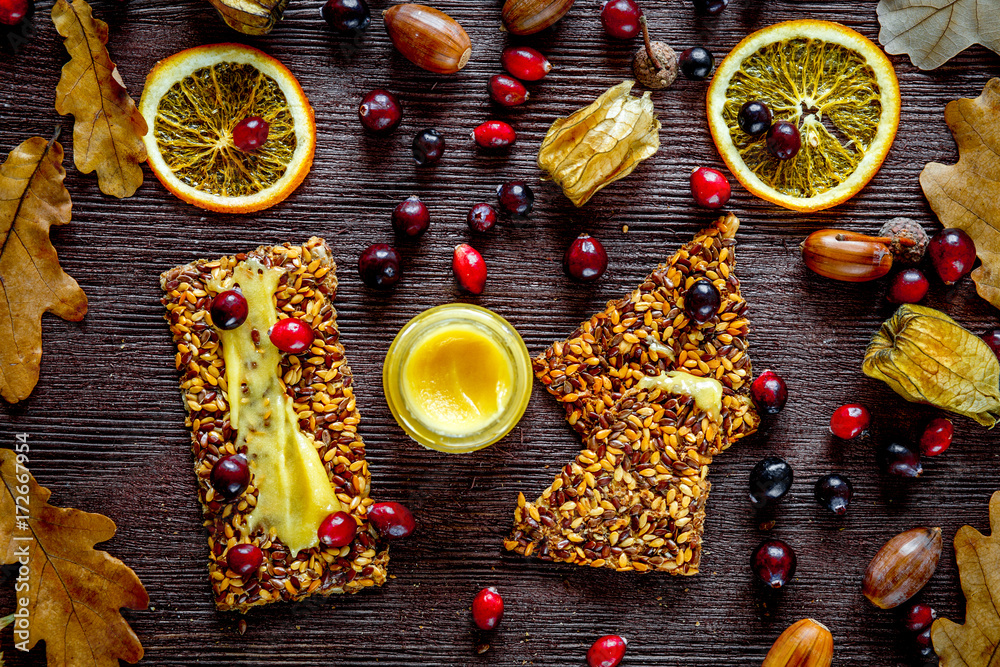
left=920, top=417, right=953, bottom=457
left=359, top=243, right=402, bottom=289
left=391, top=195, right=430, bottom=237
left=472, top=587, right=504, bottom=630
left=690, top=166, right=731, bottom=209
left=472, top=121, right=516, bottom=149
left=888, top=268, right=930, bottom=304
left=751, top=539, right=797, bottom=588
left=467, top=203, right=498, bottom=233
left=268, top=317, right=314, bottom=354
left=766, top=120, right=801, bottom=160
left=359, top=89, right=402, bottom=133
left=903, top=603, right=937, bottom=633
left=210, top=454, right=250, bottom=500
left=489, top=74, right=529, bottom=106
left=501, top=46, right=552, bottom=81
left=227, top=543, right=263, bottom=578
left=564, top=234, right=608, bottom=282
left=587, top=635, right=627, bottom=667
left=830, top=403, right=870, bottom=439
left=210, top=289, right=248, bottom=330
left=750, top=369, right=787, bottom=415
left=453, top=244, right=487, bottom=294
left=318, top=510, right=357, bottom=547
left=0, top=0, right=28, bottom=25
left=600, top=0, right=641, bottom=39
left=983, top=328, right=1000, bottom=358
left=368, top=502, right=415, bottom=539
left=929, top=228, right=976, bottom=284
left=232, top=116, right=270, bottom=152
left=916, top=626, right=933, bottom=650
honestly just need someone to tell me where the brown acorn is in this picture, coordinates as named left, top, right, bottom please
left=862, top=527, right=942, bottom=609
left=501, top=0, right=575, bottom=35
left=762, top=619, right=834, bottom=667
left=383, top=4, right=471, bottom=74
left=800, top=229, right=894, bottom=282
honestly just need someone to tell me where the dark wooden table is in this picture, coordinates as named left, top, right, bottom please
left=2, top=0, right=1000, bottom=664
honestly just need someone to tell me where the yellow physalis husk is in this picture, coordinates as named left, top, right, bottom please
left=537, top=80, right=660, bottom=207
left=863, top=304, right=1000, bottom=427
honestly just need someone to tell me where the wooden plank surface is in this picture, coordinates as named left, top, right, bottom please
left=2, top=0, right=1000, bottom=664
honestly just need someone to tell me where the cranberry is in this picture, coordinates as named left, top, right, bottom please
left=210, top=454, right=250, bottom=500
left=564, top=234, right=608, bottom=282
left=814, top=473, right=852, bottom=516
left=210, top=289, right=248, bottom=330
left=748, top=456, right=793, bottom=509
left=453, top=244, right=487, bottom=295
left=983, top=328, right=1000, bottom=358
left=876, top=440, right=923, bottom=478
left=496, top=181, right=534, bottom=217
left=368, top=502, right=415, bottom=539
left=679, top=46, right=714, bottom=80
left=888, top=268, right=929, bottom=304
left=750, top=370, right=787, bottom=415
left=766, top=120, right=801, bottom=160
left=600, top=0, right=641, bottom=39
left=391, top=196, right=429, bottom=237
left=690, top=166, right=731, bottom=209
left=919, top=417, right=953, bottom=457
left=0, top=0, right=28, bottom=25
left=472, top=121, right=516, bottom=149
left=227, top=544, right=263, bottom=579
left=488, top=74, right=529, bottom=106
left=232, top=116, right=269, bottom=152
left=587, top=635, right=627, bottom=667
left=829, top=403, right=870, bottom=440
left=903, top=603, right=937, bottom=633
left=471, top=586, right=503, bottom=630
left=684, top=278, right=721, bottom=324
left=929, top=228, right=976, bottom=284
left=358, top=243, right=402, bottom=289
left=321, top=0, right=369, bottom=31
left=693, top=0, right=728, bottom=15
left=737, top=100, right=772, bottom=136
left=467, top=203, right=498, bottom=233
left=318, top=510, right=357, bottom=547
left=501, top=46, right=552, bottom=81
left=412, top=129, right=445, bottom=165
left=916, top=626, right=933, bottom=650
left=358, top=89, right=402, bottom=133
left=268, top=317, right=314, bottom=354
left=751, top=539, right=797, bottom=588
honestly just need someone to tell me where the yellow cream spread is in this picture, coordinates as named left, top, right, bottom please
left=211, top=259, right=341, bottom=556
left=401, top=324, right=513, bottom=436
left=637, top=370, right=723, bottom=422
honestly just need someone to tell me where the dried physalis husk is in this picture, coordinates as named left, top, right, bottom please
left=863, top=527, right=942, bottom=609
left=537, top=80, right=660, bottom=207
left=762, top=619, right=834, bottom=667
left=207, top=0, right=288, bottom=34
left=863, top=304, right=1000, bottom=427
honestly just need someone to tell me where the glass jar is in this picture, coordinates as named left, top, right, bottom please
left=382, top=303, right=532, bottom=453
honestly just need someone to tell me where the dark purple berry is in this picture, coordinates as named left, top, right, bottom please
left=358, top=243, right=402, bottom=289
left=766, top=121, right=801, bottom=160
left=693, top=0, right=728, bottom=15
left=496, top=181, right=533, bottom=217
left=211, top=290, right=249, bottom=330
left=684, top=279, right=720, bottom=324
left=749, top=456, right=793, bottom=509
left=752, top=539, right=796, bottom=588
left=412, top=129, right=445, bottom=165
left=391, top=196, right=429, bottom=237
left=679, top=47, right=713, bottom=80
left=211, top=455, right=250, bottom=500
left=876, top=440, right=923, bottom=478
left=814, top=474, right=852, bottom=516
left=738, top=100, right=772, bottom=136
left=321, top=0, right=370, bottom=32
left=929, top=228, right=976, bottom=284
left=358, top=89, right=402, bottom=133
left=467, top=203, right=498, bottom=233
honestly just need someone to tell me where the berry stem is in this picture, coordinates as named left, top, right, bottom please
left=639, top=16, right=663, bottom=71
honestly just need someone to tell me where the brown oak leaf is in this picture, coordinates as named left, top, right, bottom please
left=933, top=490, right=1000, bottom=665
left=877, top=0, right=1000, bottom=70
left=0, top=135, right=87, bottom=404
left=52, top=0, right=147, bottom=198
left=0, top=449, right=148, bottom=667
left=920, top=78, right=1000, bottom=309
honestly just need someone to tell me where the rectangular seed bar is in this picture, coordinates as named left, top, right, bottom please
left=160, top=237, right=388, bottom=612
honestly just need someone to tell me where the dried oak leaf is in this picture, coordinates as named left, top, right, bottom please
left=0, top=135, right=87, bottom=404
left=920, top=79, right=1000, bottom=308
left=877, top=0, right=1000, bottom=70
left=0, top=450, right=148, bottom=667
left=933, top=490, right=1000, bottom=665
left=52, top=0, right=147, bottom=198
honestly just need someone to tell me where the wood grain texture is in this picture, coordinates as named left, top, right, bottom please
left=1, top=0, right=1000, bottom=665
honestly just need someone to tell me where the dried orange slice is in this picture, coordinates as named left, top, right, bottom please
left=139, top=43, right=315, bottom=214
left=707, top=20, right=900, bottom=212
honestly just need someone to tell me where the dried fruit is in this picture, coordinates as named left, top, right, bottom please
left=472, top=587, right=503, bottom=630
left=587, top=635, right=627, bottom=667
left=877, top=0, right=1000, bottom=70
left=501, top=46, right=551, bottom=81
left=453, top=243, right=487, bottom=294
left=537, top=80, right=660, bottom=207
left=761, top=619, right=834, bottom=667
left=208, top=0, right=287, bottom=33
left=473, top=121, right=516, bottom=149
left=489, top=74, right=529, bottom=106
left=383, top=3, right=471, bottom=74
left=862, top=526, right=942, bottom=609
left=501, top=0, right=575, bottom=35
left=800, top=229, right=894, bottom=283
left=864, top=305, right=1000, bottom=427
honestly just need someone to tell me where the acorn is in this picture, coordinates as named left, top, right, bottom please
left=383, top=4, right=471, bottom=74
left=501, top=0, right=575, bottom=35
left=800, top=229, right=896, bottom=282
left=862, top=527, right=942, bottom=609
left=762, top=619, right=834, bottom=667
